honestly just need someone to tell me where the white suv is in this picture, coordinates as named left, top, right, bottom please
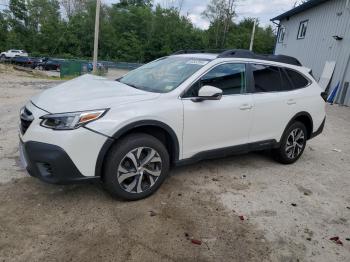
left=19, top=50, right=326, bottom=200
left=1, top=49, right=28, bottom=59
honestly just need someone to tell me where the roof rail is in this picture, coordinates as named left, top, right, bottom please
left=217, top=49, right=302, bottom=66
left=172, top=49, right=228, bottom=55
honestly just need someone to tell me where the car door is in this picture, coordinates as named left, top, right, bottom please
left=181, top=63, right=254, bottom=159
left=9, top=50, right=15, bottom=57
left=249, top=63, right=301, bottom=143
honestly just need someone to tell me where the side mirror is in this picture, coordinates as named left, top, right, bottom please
left=191, top=85, right=223, bottom=102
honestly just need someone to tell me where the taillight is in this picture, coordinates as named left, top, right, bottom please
left=321, top=92, right=328, bottom=102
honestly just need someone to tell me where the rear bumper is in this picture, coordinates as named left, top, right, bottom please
left=20, top=140, right=100, bottom=184
left=310, top=117, right=326, bottom=139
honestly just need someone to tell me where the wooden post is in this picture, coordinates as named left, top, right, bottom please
left=249, top=19, right=257, bottom=51
left=93, top=0, right=101, bottom=74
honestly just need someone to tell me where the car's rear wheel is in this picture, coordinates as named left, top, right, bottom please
left=273, top=121, right=307, bottom=164
left=103, top=133, right=170, bottom=200
left=0, top=54, right=5, bottom=61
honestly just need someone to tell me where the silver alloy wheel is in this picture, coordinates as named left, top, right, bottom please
left=117, top=147, right=162, bottom=194
left=285, top=128, right=305, bottom=159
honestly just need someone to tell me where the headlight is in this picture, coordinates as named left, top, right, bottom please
left=40, top=109, right=108, bottom=130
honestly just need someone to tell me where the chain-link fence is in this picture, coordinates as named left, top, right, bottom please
left=0, top=57, right=143, bottom=78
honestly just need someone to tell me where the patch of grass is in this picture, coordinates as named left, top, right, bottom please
left=0, top=63, right=15, bottom=73
left=54, top=75, right=77, bottom=80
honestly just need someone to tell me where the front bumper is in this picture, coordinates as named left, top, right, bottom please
left=20, top=102, right=108, bottom=179
left=20, top=140, right=99, bottom=184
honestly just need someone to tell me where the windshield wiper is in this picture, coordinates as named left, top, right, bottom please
left=118, top=80, right=161, bottom=93
left=122, top=81, right=142, bottom=90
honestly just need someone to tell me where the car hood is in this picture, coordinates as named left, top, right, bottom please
left=31, top=74, right=160, bottom=113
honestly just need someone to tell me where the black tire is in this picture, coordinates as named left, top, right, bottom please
left=103, top=133, right=170, bottom=200
left=273, top=121, right=307, bottom=164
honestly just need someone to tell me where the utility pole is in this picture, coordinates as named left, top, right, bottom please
left=249, top=18, right=257, bottom=51
left=93, top=0, right=101, bottom=74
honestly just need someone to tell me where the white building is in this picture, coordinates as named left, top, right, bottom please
left=271, top=0, right=350, bottom=106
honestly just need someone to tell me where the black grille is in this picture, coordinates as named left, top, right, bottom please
left=20, top=107, right=34, bottom=134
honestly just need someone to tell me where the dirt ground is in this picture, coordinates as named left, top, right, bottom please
left=0, top=65, right=349, bottom=262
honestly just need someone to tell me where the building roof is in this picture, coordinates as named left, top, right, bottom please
left=271, top=0, right=330, bottom=21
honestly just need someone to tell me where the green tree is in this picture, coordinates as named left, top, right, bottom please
left=116, top=0, right=153, bottom=7
left=0, top=0, right=276, bottom=61
left=0, top=12, right=8, bottom=51
left=202, top=0, right=237, bottom=48
left=4, top=0, right=28, bottom=50
left=9, top=0, right=27, bottom=22
left=27, top=0, right=63, bottom=55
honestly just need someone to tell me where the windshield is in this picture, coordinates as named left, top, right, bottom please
left=119, top=56, right=210, bottom=93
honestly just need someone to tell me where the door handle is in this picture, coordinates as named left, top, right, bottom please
left=239, top=104, right=253, bottom=110
left=287, top=99, right=296, bottom=105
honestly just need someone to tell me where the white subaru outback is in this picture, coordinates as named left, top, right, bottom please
left=19, top=50, right=326, bottom=200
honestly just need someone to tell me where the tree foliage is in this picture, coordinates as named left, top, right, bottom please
left=0, top=0, right=276, bottom=62
left=202, top=0, right=236, bottom=48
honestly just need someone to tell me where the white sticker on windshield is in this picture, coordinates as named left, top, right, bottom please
left=186, top=60, right=209, bottom=66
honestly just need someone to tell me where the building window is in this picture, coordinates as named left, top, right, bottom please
left=297, top=20, right=308, bottom=39
left=277, top=27, right=286, bottom=43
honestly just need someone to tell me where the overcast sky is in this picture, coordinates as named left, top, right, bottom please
left=1, top=0, right=299, bottom=28
left=173, top=0, right=299, bottom=29
left=108, top=0, right=300, bottom=29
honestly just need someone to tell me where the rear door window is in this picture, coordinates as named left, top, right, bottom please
left=284, top=69, right=309, bottom=89
left=252, top=64, right=284, bottom=92
left=280, top=69, right=295, bottom=91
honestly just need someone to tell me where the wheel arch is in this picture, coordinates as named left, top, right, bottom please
left=282, top=111, right=313, bottom=141
left=95, top=120, right=180, bottom=178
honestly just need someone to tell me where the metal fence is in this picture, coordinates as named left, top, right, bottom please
left=0, top=57, right=143, bottom=78
left=60, top=61, right=82, bottom=78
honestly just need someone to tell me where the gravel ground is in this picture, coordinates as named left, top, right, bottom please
left=0, top=65, right=349, bottom=262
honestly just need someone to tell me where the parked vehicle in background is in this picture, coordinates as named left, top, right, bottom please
left=11, top=57, right=41, bottom=68
left=0, top=50, right=28, bottom=59
left=35, top=58, right=61, bottom=71
left=19, top=49, right=326, bottom=200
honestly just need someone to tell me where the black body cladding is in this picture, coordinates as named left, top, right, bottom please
left=21, top=140, right=98, bottom=184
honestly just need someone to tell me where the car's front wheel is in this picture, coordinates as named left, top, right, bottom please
left=273, top=121, right=307, bottom=164
left=103, top=133, right=170, bottom=200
